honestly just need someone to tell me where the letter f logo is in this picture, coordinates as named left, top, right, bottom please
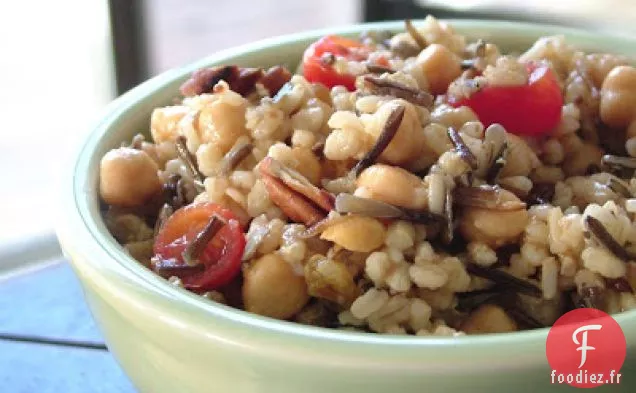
left=572, top=324, right=602, bottom=368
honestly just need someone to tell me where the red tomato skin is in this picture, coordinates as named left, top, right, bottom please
left=308, top=35, right=369, bottom=60
left=153, top=203, right=246, bottom=291
left=449, top=65, right=563, bottom=136
left=302, top=35, right=372, bottom=91
left=303, top=58, right=356, bottom=91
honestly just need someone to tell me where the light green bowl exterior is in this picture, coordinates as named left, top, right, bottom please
left=57, top=20, right=636, bottom=393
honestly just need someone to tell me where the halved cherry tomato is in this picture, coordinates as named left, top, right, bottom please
left=449, top=64, right=563, bottom=136
left=302, top=35, right=386, bottom=91
left=153, top=202, right=245, bottom=291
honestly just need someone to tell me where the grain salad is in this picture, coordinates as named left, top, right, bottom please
left=99, top=17, right=636, bottom=336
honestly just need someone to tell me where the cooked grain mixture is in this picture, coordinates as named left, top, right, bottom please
left=99, top=17, right=636, bottom=336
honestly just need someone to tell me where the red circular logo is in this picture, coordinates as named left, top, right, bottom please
left=546, top=308, right=626, bottom=388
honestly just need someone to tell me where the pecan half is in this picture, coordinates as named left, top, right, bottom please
left=180, top=66, right=238, bottom=97
left=260, top=172, right=326, bottom=226
left=260, top=157, right=334, bottom=212
left=258, top=157, right=334, bottom=226
left=230, top=68, right=265, bottom=96
left=260, top=66, right=293, bottom=96
left=180, top=65, right=292, bottom=97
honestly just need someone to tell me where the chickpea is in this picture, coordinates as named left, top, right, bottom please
left=626, top=123, right=636, bottom=157
left=416, top=44, right=462, bottom=95
left=459, top=189, right=529, bottom=248
left=150, top=105, right=189, bottom=143
left=460, top=304, right=518, bottom=334
left=499, top=134, right=540, bottom=177
left=625, top=137, right=636, bottom=157
left=243, top=254, right=309, bottom=320
left=356, top=164, right=428, bottom=210
left=197, top=98, right=248, bottom=153
left=99, top=147, right=161, bottom=207
left=562, top=142, right=603, bottom=176
left=600, top=66, right=636, bottom=129
left=627, top=121, right=636, bottom=139
left=320, top=215, right=386, bottom=253
left=586, top=54, right=628, bottom=88
left=365, top=100, right=424, bottom=166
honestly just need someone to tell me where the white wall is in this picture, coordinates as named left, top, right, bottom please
left=0, top=0, right=361, bottom=250
left=0, top=1, right=115, bottom=247
left=0, top=0, right=361, bottom=258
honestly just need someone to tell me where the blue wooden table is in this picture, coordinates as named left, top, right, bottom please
left=0, top=260, right=135, bottom=392
left=2, top=257, right=633, bottom=392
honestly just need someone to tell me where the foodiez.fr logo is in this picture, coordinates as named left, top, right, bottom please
left=546, top=308, right=626, bottom=388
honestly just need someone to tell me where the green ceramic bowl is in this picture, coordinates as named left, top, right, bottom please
left=57, top=20, right=636, bottom=393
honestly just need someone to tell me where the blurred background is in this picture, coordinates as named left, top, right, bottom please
left=0, top=0, right=635, bottom=264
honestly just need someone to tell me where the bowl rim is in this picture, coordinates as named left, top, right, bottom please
left=57, top=18, right=636, bottom=354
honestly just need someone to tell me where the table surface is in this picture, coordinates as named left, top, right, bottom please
left=3, top=258, right=636, bottom=392
left=0, top=260, right=135, bottom=392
